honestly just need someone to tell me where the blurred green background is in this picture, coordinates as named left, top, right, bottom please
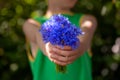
left=0, top=0, right=120, bottom=80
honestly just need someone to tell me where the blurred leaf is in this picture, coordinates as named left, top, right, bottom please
left=115, top=1, right=120, bottom=9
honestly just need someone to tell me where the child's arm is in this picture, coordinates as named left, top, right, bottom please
left=23, top=19, right=49, bottom=58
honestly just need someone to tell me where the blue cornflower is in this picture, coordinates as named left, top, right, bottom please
left=40, top=14, right=84, bottom=49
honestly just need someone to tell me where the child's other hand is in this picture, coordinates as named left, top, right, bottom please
left=46, top=44, right=81, bottom=66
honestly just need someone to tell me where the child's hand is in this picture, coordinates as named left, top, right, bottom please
left=46, top=43, right=81, bottom=66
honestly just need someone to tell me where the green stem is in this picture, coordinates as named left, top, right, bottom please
left=56, top=64, right=66, bottom=73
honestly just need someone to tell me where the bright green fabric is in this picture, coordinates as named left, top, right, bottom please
left=29, top=14, right=92, bottom=80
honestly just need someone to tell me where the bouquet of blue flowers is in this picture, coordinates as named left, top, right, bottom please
left=40, top=14, right=84, bottom=73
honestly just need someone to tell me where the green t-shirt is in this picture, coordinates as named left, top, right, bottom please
left=28, top=13, right=92, bottom=80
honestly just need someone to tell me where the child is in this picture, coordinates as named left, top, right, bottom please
left=23, top=0, right=97, bottom=80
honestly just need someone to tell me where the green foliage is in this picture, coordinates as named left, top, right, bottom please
left=0, top=0, right=120, bottom=80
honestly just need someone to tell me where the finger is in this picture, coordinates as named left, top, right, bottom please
left=59, top=55, right=80, bottom=65
left=67, top=54, right=80, bottom=63
left=52, top=47, right=74, bottom=57
left=53, top=59, right=68, bottom=66
left=50, top=54, right=68, bottom=62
